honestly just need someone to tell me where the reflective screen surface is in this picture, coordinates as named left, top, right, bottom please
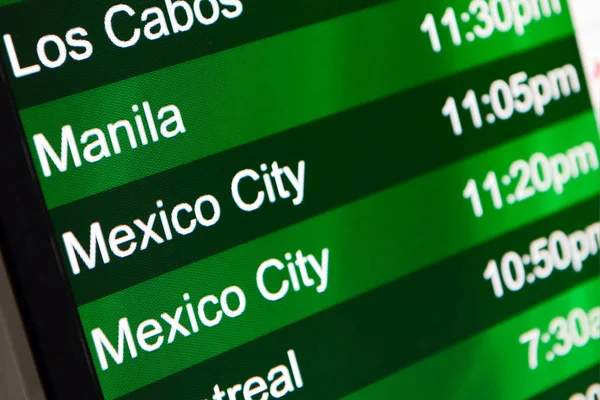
left=0, top=0, right=599, bottom=399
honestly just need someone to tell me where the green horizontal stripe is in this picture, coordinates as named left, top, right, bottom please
left=107, top=199, right=600, bottom=400
left=78, top=111, right=600, bottom=399
left=343, top=279, right=600, bottom=400
left=3, top=0, right=395, bottom=108
left=54, top=35, right=590, bottom=306
left=19, top=0, right=576, bottom=209
left=530, top=364, right=600, bottom=400
left=0, top=0, right=24, bottom=6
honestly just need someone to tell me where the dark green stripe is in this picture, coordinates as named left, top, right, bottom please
left=53, top=36, right=591, bottom=306
left=18, top=0, right=577, bottom=209
left=117, top=197, right=599, bottom=400
left=530, top=364, right=600, bottom=400
left=1, top=0, right=394, bottom=109
left=76, top=111, right=600, bottom=397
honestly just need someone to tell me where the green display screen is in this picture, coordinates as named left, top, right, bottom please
left=1, top=0, right=599, bottom=399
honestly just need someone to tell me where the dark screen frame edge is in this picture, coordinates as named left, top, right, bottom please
left=0, top=57, right=103, bottom=399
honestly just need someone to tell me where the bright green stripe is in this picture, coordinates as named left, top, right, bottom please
left=19, top=0, right=575, bottom=209
left=0, top=0, right=23, bottom=6
left=343, top=278, right=600, bottom=400
left=78, top=111, right=599, bottom=399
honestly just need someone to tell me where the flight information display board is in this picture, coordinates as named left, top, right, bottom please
left=0, top=0, right=598, bottom=399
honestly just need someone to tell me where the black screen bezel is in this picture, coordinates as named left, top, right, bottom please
left=0, top=58, right=103, bottom=399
